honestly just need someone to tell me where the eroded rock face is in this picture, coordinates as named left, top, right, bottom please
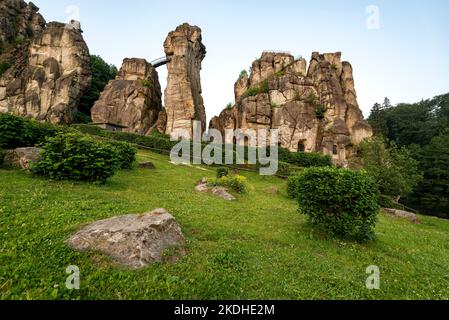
left=67, top=208, right=186, bottom=269
left=91, top=58, right=162, bottom=135
left=0, top=20, right=91, bottom=124
left=210, top=51, right=373, bottom=166
left=0, top=0, right=45, bottom=49
left=163, top=23, right=207, bottom=138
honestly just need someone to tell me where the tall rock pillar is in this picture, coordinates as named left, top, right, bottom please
left=163, top=23, right=207, bottom=138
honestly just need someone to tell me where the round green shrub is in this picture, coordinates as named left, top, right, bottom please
left=287, top=174, right=301, bottom=199
left=295, top=167, right=380, bottom=242
left=0, top=113, right=67, bottom=149
left=104, top=140, right=137, bottom=169
left=0, top=113, right=34, bottom=149
left=210, top=174, right=252, bottom=194
left=294, top=152, right=332, bottom=168
left=33, top=133, right=119, bottom=183
left=216, top=167, right=229, bottom=179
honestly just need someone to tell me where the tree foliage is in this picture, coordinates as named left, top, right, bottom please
left=77, top=55, right=118, bottom=120
left=356, top=137, right=422, bottom=199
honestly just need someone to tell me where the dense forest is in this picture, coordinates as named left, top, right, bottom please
left=367, top=93, right=449, bottom=218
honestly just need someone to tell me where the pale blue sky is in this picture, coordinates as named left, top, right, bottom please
left=32, top=0, right=449, bottom=121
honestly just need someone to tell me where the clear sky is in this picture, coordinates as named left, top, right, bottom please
left=32, top=0, right=449, bottom=121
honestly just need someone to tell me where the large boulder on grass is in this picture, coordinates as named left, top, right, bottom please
left=67, top=208, right=186, bottom=269
left=4, top=147, right=42, bottom=170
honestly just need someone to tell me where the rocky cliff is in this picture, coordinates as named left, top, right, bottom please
left=0, top=3, right=91, bottom=125
left=210, top=52, right=373, bottom=166
left=163, top=23, right=207, bottom=138
left=91, top=58, right=162, bottom=135
left=0, top=0, right=45, bottom=50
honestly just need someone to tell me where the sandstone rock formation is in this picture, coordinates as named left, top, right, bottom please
left=0, top=18, right=91, bottom=124
left=0, top=0, right=45, bottom=50
left=210, top=51, right=373, bottom=166
left=91, top=58, right=162, bottom=135
left=163, top=23, right=207, bottom=138
left=67, top=208, right=186, bottom=269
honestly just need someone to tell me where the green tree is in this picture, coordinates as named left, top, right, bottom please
left=356, top=137, right=422, bottom=200
left=368, top=102, right=388, bottom=137
left=77, top=55, right=118, bottom=122
left=404, top=135, right=449, bottom=218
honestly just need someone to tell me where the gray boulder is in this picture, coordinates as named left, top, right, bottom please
left=67, top=208, right=186, bottom=269
left=382, top=208, right=421, bottom=224
left=4, top=147, right=41, bottom=170
left=211, top=187, right=236, bottom=201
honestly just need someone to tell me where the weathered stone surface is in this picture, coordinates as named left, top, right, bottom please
left=382, top=208, right=421, bottom=224
left=139, top=161, right=156, bottom=169
left=0, top=0, right=45, bottom=49
left=195, top=177, right=209, bottom=192
left=67, top=208, right=186, bottom=269
left=4, top=147, right=41, bottom=170
left=210, top=51, right=373, bottom=165
left=0, top=20, right=91, bottom=124
left=211, top=187, right=236, bottom=201
left=91, top=58, right=162, bottom=135
left=163, top=23, right=207, bottom=138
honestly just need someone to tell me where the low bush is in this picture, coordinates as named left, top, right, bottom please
left=216, top=167, right=229, bottom=179
left=104, top=140, right=137, bottom=169
left=294, top=152, right=332, bottom=168
left=210, top=174, right=252, bottom=194
left=0, top=113, right=66, bottom=149
left=0, top=113, right=37, bottom=149
left=243, top=79, right=269, bottom=98
left=0, top=149, right=5, bottom=166
left=276, top=161, right=301, bottom=178
left=295, top=167, right=380, bottom=242
left=287, top=174, right=301, bottom=199
left=0, top=61, right=11, bottom=76
left=33, top=133, right=119, bottom=183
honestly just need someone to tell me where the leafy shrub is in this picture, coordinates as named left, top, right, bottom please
left=104, top=140, right=137, bottom=169
left=0, top=61, right=11, bottom=76
left=243, top=79, right=269, bottom=98
left=276, top=161, right=301, bottom=178
left=0, top=149, right=5, bottom=166
left=140, top=78, right=152, bottom=88
left=216, top=167, right=229, bottom=179
left=305, top=92, right=317, bottom=104
left=295, top=167, right=380, bottom=242
left=33, top=133, right=119, bottom=183
left=315, top=105, right=327, bottom=119
left=239, top=70, right=248, bottom=78
left=294, top=152, right=332, bottom=167
left=0, top=113, right=34, bottom=149
left=0, top=113, right=66, bottom=149
left=210, top=174, right=252, bottom=194
left=287, top=174, right=301, bottom=199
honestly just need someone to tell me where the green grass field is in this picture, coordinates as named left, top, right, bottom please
left=1, top=150, right=449, bottom=300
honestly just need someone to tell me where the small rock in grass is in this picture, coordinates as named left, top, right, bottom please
left=211, top=187, right=236, bottom=201
left=382, top=208, right=421, bottom=224
left=139, top=161, right=156, bottom=169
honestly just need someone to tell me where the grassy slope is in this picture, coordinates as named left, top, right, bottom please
left=1, top=150, right=449, bottom=300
